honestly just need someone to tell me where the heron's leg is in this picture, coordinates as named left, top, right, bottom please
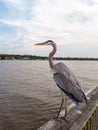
left=56, top=90, right=64, bottom=118
left=64, top=96, right=68, bottom=118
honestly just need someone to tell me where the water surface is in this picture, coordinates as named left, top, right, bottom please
left=0, top=60, right=98, bottom=130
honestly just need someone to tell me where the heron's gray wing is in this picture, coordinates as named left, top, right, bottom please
left=54, top=71, right=87, bottom=104
left=54, top=62, right=80, bottom=87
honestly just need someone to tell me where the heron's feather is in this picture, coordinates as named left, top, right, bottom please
left=53, top=63, right=87, bottom=104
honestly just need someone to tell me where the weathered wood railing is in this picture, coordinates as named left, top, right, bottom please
left=37, top=86, right=98, bottom=130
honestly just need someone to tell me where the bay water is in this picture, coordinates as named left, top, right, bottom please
left=0, top=60, right=98, bottom=130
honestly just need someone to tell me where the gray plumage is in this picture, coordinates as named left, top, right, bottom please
left=53, top=62, right=87, bottom=105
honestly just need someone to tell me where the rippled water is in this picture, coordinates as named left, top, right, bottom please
left=0, top=60, right=98, bottom=130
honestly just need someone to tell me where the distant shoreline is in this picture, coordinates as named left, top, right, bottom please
left=0, top=54, right=98, bottom=60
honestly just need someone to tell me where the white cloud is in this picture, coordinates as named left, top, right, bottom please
left=0, top=0, right=98, bottom=57
left=3, top=0, right=25, bottom=10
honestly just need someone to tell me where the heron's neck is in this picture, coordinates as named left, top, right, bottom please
left=49, top=43, right=57, bottom=69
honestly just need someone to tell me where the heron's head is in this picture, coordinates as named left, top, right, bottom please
left=35, top=40, right=55, bottom=46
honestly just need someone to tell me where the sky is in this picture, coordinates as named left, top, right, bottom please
left=0, top=0, right=98, bottom=58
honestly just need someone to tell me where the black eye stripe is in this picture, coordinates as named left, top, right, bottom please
left=45, top=40, right=53, bottom=43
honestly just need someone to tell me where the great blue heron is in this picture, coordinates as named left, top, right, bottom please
left=35, top=40, right=87, bottom=119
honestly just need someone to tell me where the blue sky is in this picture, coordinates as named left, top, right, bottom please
left=0, top=0, right=98, bottom=57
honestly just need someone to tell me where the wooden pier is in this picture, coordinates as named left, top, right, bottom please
left=37, top=86, right=98, bottom=130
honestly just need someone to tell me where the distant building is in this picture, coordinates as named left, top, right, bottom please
left=22, top=57, right=30, bottom=60
left=4, top=56, right=15, bottom=60
left=11, top=57, right=16, bottom=60
left=5, top=57, right=10, bottom=60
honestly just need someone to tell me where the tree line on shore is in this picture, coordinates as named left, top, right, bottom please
left=0, top=54, right=98, bottom=60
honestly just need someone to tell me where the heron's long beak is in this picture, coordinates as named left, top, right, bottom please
left=34, top=42, right=45, bottom=46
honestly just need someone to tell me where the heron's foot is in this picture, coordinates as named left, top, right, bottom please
left=51, top=115, right=59, bottom=120
left=59, top=112, right=69, bottom=122
left=51, top=114, right=69, bottom=122
left=59, top=116, right=69, bottom=122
